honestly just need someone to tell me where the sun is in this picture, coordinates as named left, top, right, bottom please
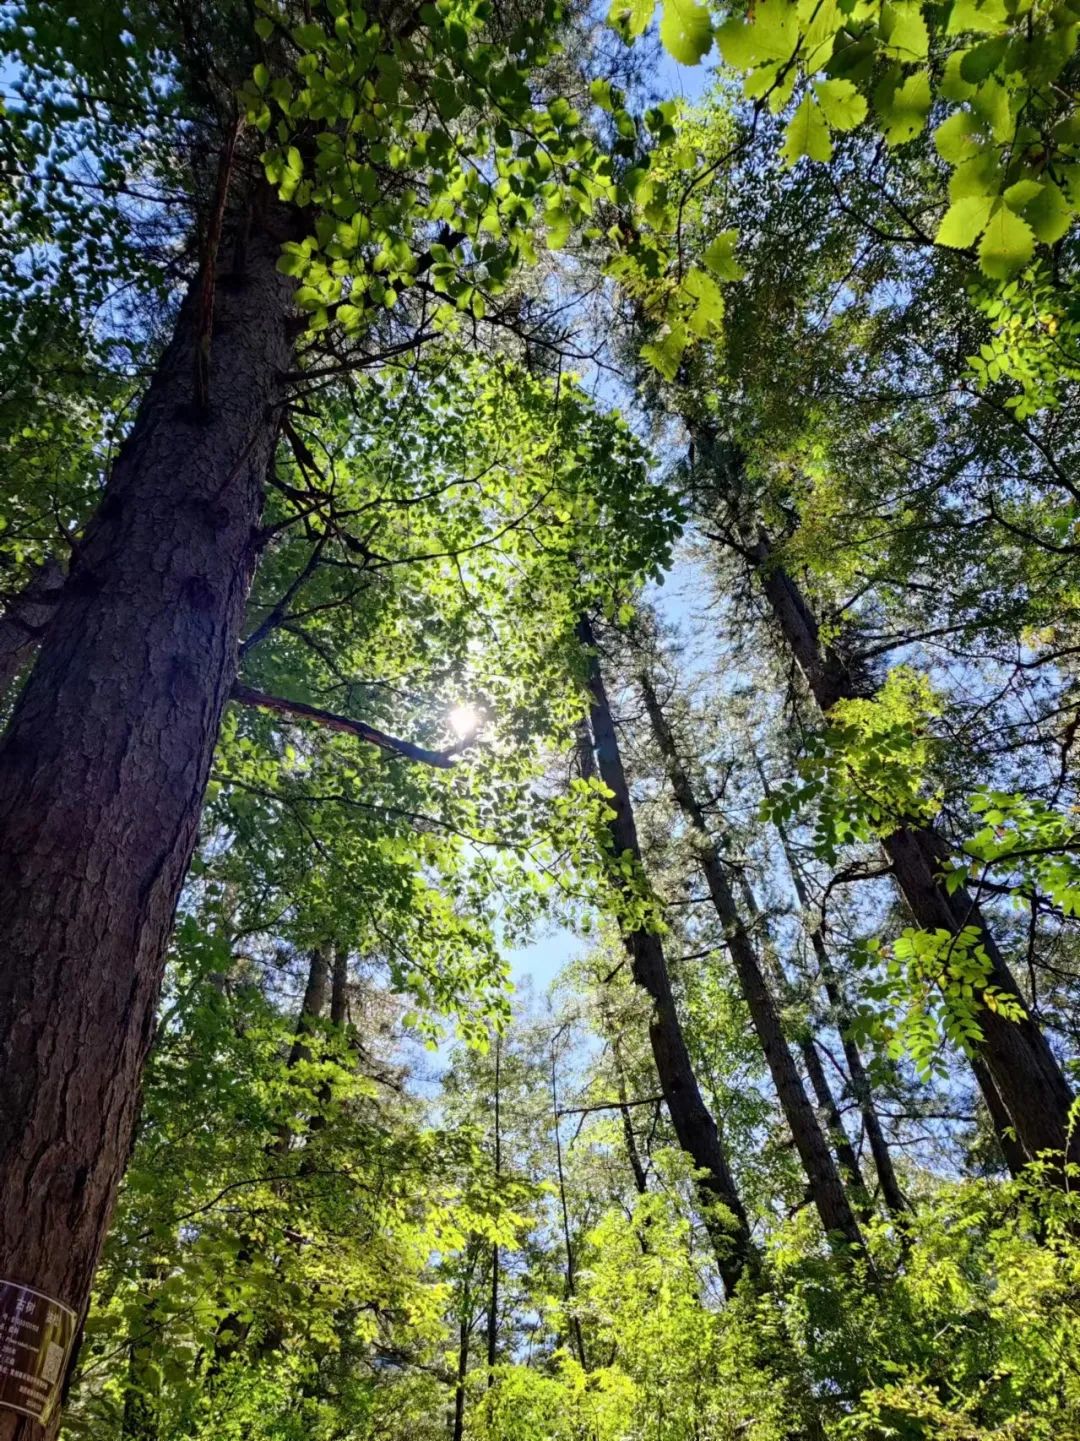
left=448, top=704, right=482, bottom=740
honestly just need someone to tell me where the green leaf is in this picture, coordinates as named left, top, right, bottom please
left=1003, top=179, right=1044, bottom=210
left=813, top=78, right=867, bottom=131
left=658, top=0, right=712, bottom=65
left=874, top=68, right=931, bottom=146
left=544, top=206, right=572, bottom=249
left=959, top=35, right=1009, bottom=82
left=291, top=22, right=326, bottom=49
left=714, top=16, right=757, bottom=68
left=946, top=0, right=1008, bottom=36
left=641, top=321, right=687, bottom=380
left=880, top=1, right=930, bottom=62
left=1022, top=178, right=1074, bottom=244
left=936, top=194, right=994, bottom=248
left=977, top=204, right=1035, bottom=279
left=683, top=267, right=725, bottom=336
left=781, top=93, right=832, bottom=166
left=253, top=63, right=269, bottom=91
left=933, top=110, right=984, bottom=162
left=702, top=230, right=745, bottom=280
left=608, top=0, right=654, bottom=40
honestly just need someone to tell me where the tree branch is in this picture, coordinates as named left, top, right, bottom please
left=230, top=682, right=463, bottom=768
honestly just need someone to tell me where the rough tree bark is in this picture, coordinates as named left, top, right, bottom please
left=747, top=530, right=1076, bottom=1171
left=578, top=616, right=754, bottom=1295
left=0, top=191, right=298, bottom=1439
left=638, top=671, right=864, bottom=1251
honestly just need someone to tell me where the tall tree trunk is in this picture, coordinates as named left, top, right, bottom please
left=638, top=672, right=864, bottom=1251
left=487, top=1035, right=500, bottom=1389
left=756, top=762, right=909, bottom=1215
left=276, top=946, right=332, bottom=1153
left=0, top=193, right=297, bottom=1438
left=450, top=1246, right=478, bottom=1441
left=611, top=1031, right=649, bottom=1198
left=577, top=616, right=754, bottom=1295
left=747, top=530, right=1076, bottom=1170
left=734, top=868, right=871, bottom=1211
left=0, top=555, right=64, bottom=701
left=549, top=1040, right=588, bottom=1369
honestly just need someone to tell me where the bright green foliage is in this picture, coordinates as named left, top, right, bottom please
left=6, top=0, right=1080, bottom=1437
left=605, top=0, right=1080, bottom=410
left=245, top=0, right=615, bottom=331
left=762, top=667, right=946, bottom=862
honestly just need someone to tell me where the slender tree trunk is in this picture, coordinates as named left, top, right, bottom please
left=611, top=1033, right=649, bottom=1198
left=0, top=555, right=64, bottom=701
left=550, top=1040, right=588, bottom=1369
left=756, top=763, right=909, bottom=1215
left=487, top=1036, right=500, bottom=1388
left=329, top=944, right=349, bottom=1029
left=276, top=946, right=332, bottom=1153
left=0, top=192, right=297, bottom=1438
left=577, top=616, right=754, bottom=1295
left=734, top=868, right=871, bottom=1211
left=797, top=1024, right=868, bottom=1205
left=450, top=1249, right=477, bottom=1441
left=747, top=530, right=1076, bottom=1170
left=638, top=672, right=863, bottom=1251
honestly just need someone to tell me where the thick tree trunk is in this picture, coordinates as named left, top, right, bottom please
left=748, top=532, right=1076, bottom=1171
left=639, top=673, right=864, bottom=1251
left=0, top=199, right=296, bottom=1438
left=577, top=617, right=754, bottom=1295
left=0, top=556, right=64, bottom=701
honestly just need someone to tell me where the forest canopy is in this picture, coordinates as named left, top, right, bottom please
left=1, top=2, right=1079, bottom=1439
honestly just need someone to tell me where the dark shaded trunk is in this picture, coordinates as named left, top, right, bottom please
left=0, top=555, right=64, bottom=701
left=329, top=944, right=349, bottom=1028
left=487, top=1035, right=500, bottom=1388
left=639, top=672, right=863, bottom=1252
left=734, top=868, right=872, bottom=1213
left=971, top=1057, right=1028, bottom=1180
left=288, top=948, right=331, bottom=1067
left=0, top=196, right=296, bottom=1439
left=276, top=946, right=332, bottom=1153
left=810, top=930, right=910, bottom=1216
left=798, top=1027, right=869, bottom=1208
left=756, top=760, right=909, bottom=1217
left=577, top=617, right=754, bottom=1295
left=450, top=1248, right=478, bottom=1441
left=748, top=531, right=1075, bottom=1171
